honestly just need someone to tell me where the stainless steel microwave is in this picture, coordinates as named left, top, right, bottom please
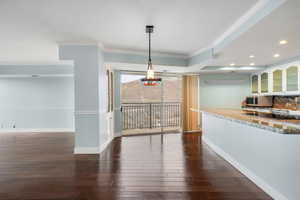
left=246, top=96, right=257, bottom=105
left=246, top=96, right=273, bottom=107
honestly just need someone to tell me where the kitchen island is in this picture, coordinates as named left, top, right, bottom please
left=199, top=109, right=300, bottom=200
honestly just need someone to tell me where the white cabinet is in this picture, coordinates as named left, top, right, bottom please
left=260, top=72, right=268, bottom=93
left=286, top=66, right=298, bottom=91
left=273, top=69, right=283, bottom=93
left=251, top=75, right=259, bottom=94
left=251, top=61, right=300, bottom=95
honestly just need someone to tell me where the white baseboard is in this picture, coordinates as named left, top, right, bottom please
left=99, top=136, right=114, bottom=154
left=0, top=128, right=74, bottom=133
left=97, top=131, right=122, bottom=154
left=202, top=136, right=288, bottom=200
left=74, top=136, right=115, bottom=155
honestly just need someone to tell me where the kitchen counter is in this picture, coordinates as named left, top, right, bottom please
left=198, top=108, right=300, bottom=134
left=200, top=108, right=300, bottom=199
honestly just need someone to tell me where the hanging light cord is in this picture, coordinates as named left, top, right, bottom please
left=148, top=30, right=151, bottom=64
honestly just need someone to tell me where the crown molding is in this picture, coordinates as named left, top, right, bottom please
left=107, top=62, right=219, bottom=74
left=103, top=47, right=188, bottom=59
left=57, top=41, right=105, bottom=49
left=109, top=61, right=267, bottom=74
left=0, top=74, right=73, bottom=78
left=0, top=60, right=74, bottom=66
left=106, top=62, right=186, bottom=72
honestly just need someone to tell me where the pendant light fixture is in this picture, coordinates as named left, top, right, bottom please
left=141, top=25, right=162, bottom=86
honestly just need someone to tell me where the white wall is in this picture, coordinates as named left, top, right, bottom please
left=202, top=113, right=300, bottom=200
left=199, top=73, right=250, bottom=109
left=0, top=77, right=74, bottom=130
left=59, top=44, right=110, bottom=153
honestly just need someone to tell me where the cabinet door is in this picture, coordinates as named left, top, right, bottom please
left=251, top=75, right=258, bottom=93
left=286, top=66, right=298, bottom=91
left=261, top=72, right=268, bottom=93
left=273, top=70, right=282, bottom=92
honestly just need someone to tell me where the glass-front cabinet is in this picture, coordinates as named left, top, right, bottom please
left=286, top=66, right=298, bottom=92
left=251, top=75, right=258, bottom=93
left=251, top=63, right=300, bottom=95
left=261, top=72, right=268, bottom=93
left=273, top=69, right=282, bottom=92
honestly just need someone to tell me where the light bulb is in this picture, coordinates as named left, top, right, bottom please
left=146, top=69, right=154, bottom=79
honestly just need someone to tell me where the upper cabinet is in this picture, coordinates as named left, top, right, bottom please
left=273, top=69, right=283, bottom=92
left=251, top=62, right=300, bottom=95
left=261, top=72, right=268, bottom=93
left=251, top=75, right=258, bottom=93
left=286, top=66, right=298, bottom=91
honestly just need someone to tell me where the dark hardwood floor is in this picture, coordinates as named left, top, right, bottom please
left=0, top=132, right=272, bottom=200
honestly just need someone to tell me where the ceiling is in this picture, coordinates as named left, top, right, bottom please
left=210, top=0, right=300, bottom=67
left=0, top=0, right=299, bottom=69
left=0, top=0, right=257, bottom=57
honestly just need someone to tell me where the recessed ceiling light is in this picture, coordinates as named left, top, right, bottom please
left=273, top=54, right=280, bottom=58
left=250, top=63, right=255, bottom=66
left=230, top=63, right=235, bottom=66
left=279, top=40, right=288, bottom=45
left=249, top=55, right=255, bottom=58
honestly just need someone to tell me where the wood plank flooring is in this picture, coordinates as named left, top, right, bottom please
left=0, top=132, right=272, bottom=200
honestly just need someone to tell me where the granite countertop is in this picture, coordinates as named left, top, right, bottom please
left=198, top=108, right=300, bottom=134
